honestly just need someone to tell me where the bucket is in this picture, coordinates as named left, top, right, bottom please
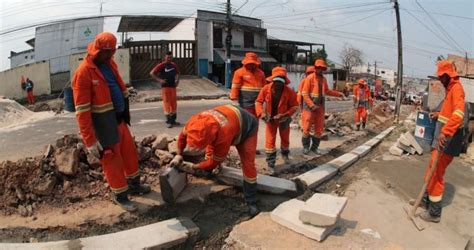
left=414, top=111, right=436, bottom=152
left=63, top=87, right=75, bottom=112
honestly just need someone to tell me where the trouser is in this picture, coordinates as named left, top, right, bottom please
left=301, top=107, right=325, bottom=138
left=265, top=121, right=290, bottom=165
left=354, top=107, right=367, bottom=125
left=100, top=122, right=140, bottom=194
left=425, top=149, right=453, bottom=203
left=162, top=87, right=177, bottom=123
left=236, top=131, right=258, bottom=204
left=27, top=90, right=35, bottom=104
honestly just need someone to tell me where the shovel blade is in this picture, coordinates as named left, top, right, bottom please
left=403, top=204, right=426, bottom=231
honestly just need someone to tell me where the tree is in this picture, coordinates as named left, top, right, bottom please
left=339, top=43, right=364, bottom=73
left=295, top=48, right=335, bottom=67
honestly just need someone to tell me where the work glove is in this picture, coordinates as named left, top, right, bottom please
left=310, top=105, right=318, bottom=111
left=169, top=155, right=184, bottom=168
left=87, top=142, right=103, bottom=159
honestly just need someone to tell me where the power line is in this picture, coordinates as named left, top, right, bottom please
left=400, top=7, right=474, bottom=21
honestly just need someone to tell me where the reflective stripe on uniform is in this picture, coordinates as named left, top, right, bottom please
left=213, top=155, right=226, bottom=161
left=75, top=103, right=91, bottom=113
left=438, top=115, right=449, bottom=124
left=232, top=83, right=241, bottom=89
left=264, top=148, right=277, bottom=153
left=126, top=170, right=140, bottom=179
left=110, top=185, right=129, bottom=194
left=429, top=195, right=442, bottom=202
left=241, top=87, right=262, bottom=92
left=244, top=175, right=257, bottom=183
left=91, top=102, right=114, bottom=113
left=453, top=109, right=464, bottom=119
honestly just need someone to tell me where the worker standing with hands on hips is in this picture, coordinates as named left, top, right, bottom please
left=410, top=60, right=467, bottom=223
left=73, top=32, right=150, bottom=212
left=255, top=66, right=298, bottom=174
left=301, top=59, right=344, bottom=154
left=150, top=51, right=180, bottom=128
left=353, top=79, right=372, bottom=130
left=169, top=104, right=260, bottom=216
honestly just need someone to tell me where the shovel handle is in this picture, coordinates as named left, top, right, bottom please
left=410, top=151, right=442, bottom=217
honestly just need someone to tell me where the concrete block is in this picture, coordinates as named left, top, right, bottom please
left=397, top=139, right=416, bottom=154
left=389, top=145, right=404, bottom=156
left=293, top=164, right=338, bottom=189
left=350, top=145, right=372, bottom=157
left=327, top=153, right=359, bottom=171
left=299, top=193, right=348, bottom=227
left=159, top=167, right=188, bottom=203
left=403, top=132, right=423, bottom=155
left=271, top=199, right=336, bottom=242
left=364, top=138, right=381, bottom=147
left=0, top=218, right=199, bottom=249
left=217, top=166, right=297, bottom=195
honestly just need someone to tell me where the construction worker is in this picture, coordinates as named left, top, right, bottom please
left=256, top=66, right=298, bottom=174
left=21, top=76, right=35, bottom=104
left=411, top=60, right=466, bottom=223
left=170, top=104, right=259, bottom=216
left=353, top=79, right=372, bottom=130
left=73, top=32, right=150, bottom=212
left=150, top=51, right=180, bottom=128
left=297, top=66, right=315, bottom=107
left=301, top=59, right=344, bottom=154
left=230, top=52, right=266, bottom=117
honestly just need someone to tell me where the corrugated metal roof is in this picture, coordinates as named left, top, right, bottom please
left=213, top=49, right=277, bottom=64
left=117, top=16, right=184, bottom=32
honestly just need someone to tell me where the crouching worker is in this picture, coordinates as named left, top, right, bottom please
left=73, top=32, right=150, bottom=212
left=256, top=67, right=298, bottom=174
left=170, top=104, right=260, bottom=216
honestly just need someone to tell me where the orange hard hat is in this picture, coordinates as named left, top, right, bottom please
left=266, top=66, right=291, bottom=84
left=314, top=59, right=327, bottom=70
left=305, top=66, right=315, bottom=74
left=358, top=79, right=366, bottom=85
left=437, top=60, right=458, bottom=78
left=87, top=32, right=117, bottom=58
left=241, top=52, right=261, bottom=65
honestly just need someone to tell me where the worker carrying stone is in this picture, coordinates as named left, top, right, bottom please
left=170, top=104, right=260, bottom=216
left=353, top=79, right=372, bottom=130
left=21, top=76, right=35, bottom=104
left=255, top=66, right=298, bottom=174
left=301, top=59, right=344, bottom=154
left=150, top=51, right=180, bottom=128
left=230, top=52, right=267, bottom=117
left=410, top=60, right=467, bottom=223
left=73, top=32, right=150, bottom=212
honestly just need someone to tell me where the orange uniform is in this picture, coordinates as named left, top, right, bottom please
left=230, top=53, right=266, bottom=117
left=353, top=79, right=372, bottom=128
left=73, top=32, right=139, bottom=194
left=177, top=104, right=259, bottom=203
left=256, top=67, right=298, bottom=166
left=297, top=66, right=315, bottom=107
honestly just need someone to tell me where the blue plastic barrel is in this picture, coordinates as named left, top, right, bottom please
left=414, top=111, right=436, bottom=152
left=63, top=87, right=75, bottom=112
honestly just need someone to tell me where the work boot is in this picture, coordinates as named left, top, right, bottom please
left=281, top=149, right=290, bottom=164
left=420, top=200, right=442, bottom=223
left=247, top=202, right=260, bottom=217
left=170, top=113, right=180, bottom=126
left=356, top=124, right=360, bottom=131
left=267, top=163, right=275, bottom=176
left=112, top=191, right=138, bottom=212
left=127, top=175, right=151, bottom=195
left=165, top=114, right=173, bottom=128
left=362, top=122, right=366, bottom=129
left=409, top=191, right=429, bottom=209
left=302, top=136, right=311, bottom=155
left=310, top=136, right=321, bottom=154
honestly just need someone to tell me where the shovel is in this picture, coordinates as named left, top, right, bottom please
left=404, top=150, right=442, bottom=231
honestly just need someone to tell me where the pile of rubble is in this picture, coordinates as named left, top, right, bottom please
left=389, top=131, right=423, bottom=156
left=0, top=132, right=186, bottom=217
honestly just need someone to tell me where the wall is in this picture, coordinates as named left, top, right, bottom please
left=10, top=50, right=35, bottom=68
left=168, top=17, right=196, bottom=40
left=196, top=20, right=213, bottom=61
left=0, top=61, right=51, bottom=99
left=68, top=48, right=130, bottom=85
left=35, top=18, right=103, bottom=74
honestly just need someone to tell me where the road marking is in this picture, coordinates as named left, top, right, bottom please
left=135, top=119, right=163, bottom=125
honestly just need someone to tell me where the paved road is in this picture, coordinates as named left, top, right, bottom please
left=0, top=99, right=354, bottom=161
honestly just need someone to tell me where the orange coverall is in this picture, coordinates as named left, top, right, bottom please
left=353, top=81, right=372, bottom=127
left=177, top=104, right=259, bottom=203
left=73, top=32, right=139, bottom=194
left=256, top=81, right=298, bottom=165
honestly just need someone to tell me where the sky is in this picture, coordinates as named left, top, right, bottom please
left=0, top=0, right=473, bottom=77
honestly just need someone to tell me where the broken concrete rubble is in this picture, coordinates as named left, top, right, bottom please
left=389, top=145, right=404, bottom=156
left=152, top=133, right=169, bottom=150
left=390, top=132, right=423, bottom=156
left=54, top=148, right=80, bottom=176
left=299, top=194, right=348, bottom=227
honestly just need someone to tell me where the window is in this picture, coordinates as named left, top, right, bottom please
left=381, top=70, right=385, bottom=74
left=244, top=31, right=254, bottom=48
left=213, top=27, right=223, bottom=48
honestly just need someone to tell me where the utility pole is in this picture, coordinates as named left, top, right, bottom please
left=393, top=0, right=403, bottom=122
left=225, top=0, right=232, bottom=88
left=465, top=52, right=469, bottom=77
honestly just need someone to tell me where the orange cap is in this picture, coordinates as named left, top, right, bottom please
left=241, top=52, right=261, bottom=65
left=358, top=79, right=366, bottom=85
left=437, top=60, right=458, bottom=78
left=185, top=114, right=219, bottom=150
left=314, top=59, right=327, bottom=70
left=265, top=66, right=291, bottom=84
left=305, top=66, right=315, bottom=74
left=87, top=32, right=117, bottom=58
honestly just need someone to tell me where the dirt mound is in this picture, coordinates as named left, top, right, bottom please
left=26, top=99, right=64, bottom=113
left=0, top=98, right=55, bottom=129
left=0, top=132, right=187, bottom=217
